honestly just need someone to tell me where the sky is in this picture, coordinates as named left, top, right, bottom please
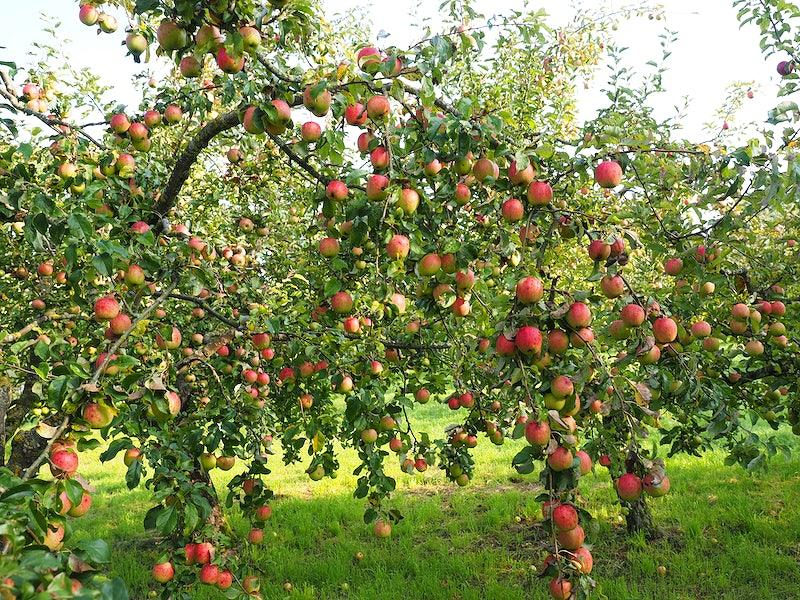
left=0, top=0, right=787, bottom=140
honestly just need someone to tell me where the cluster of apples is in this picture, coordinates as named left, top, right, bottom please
left=78, top=4, right=117, bottom=34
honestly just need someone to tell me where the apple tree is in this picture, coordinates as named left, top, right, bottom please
left=0, top=0, right=799, bottom=598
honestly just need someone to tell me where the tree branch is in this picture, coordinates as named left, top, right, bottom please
left=148, top=111, right=241, bottom=227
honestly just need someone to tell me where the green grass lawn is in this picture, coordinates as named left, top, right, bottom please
left=70, top=402, right=800, bottom=599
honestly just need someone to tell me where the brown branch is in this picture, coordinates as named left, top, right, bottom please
left=148, top=111, right=241, bottom=227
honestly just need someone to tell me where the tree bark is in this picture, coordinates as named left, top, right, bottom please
left=625, top=496, right=655, bottom=538
left=6, top=378, right=47, bottom=474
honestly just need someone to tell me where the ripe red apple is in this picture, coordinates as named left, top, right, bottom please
left=495, top=334, right=516, bottom=357
left=527, top=181, right=553, bottom=205
left=547, top=446, right=573, bottom=471
left=552, top=504, right=579, bottom=531
left=594, top=160, right=623, bottom=188
left=664, top=257, right=683, bottom=276
left=524, top=420, right=550, bottom=446
left=109, top=113, right=130, bottom=134
left=418, top=253, right=441, bottom=276
left=194, top=542, right=215, bottom=565
left=319, top=237, right=340, bottom=258
left=357, top=46, right=382, bottom=73
left=79, top=4, right=99, bottom=25
left=454, top=183, right=470, bottom=205
left=123, top=447, right=141, bottom=467
left=199, top=563, right=219, bottom=585
left=330, top=291, right=354, bottom=313
left=152, top=561, right=174, bottom=583
left=472, top=157, right=498, bottom=181
left=386, top=234, right=410, bottom=259
left=164, top=104, right=183, bottom=123
left=216, top=570, right=234, bottom=590
left=248, top=528, right=264, bottom=544
left=366, top=95, right=390, bottom=120
left=600, top=275, right=625, bottom=298
left=370, top=146, right=390, bottom=169
left=572, top=451, right=591, bottom=475
left=516, top=276, right=544, bottom=304
left=373, top=519, right=392, bottom=538
left=93, top=295, right=119, bottom=321
left=620, top=303, right=645, bottom=327
left=565, top=302, right=591, bottom=328
left=502, top=198, right=525, bottom=222
left=509, top=160, right=535, bottom=185
left=301, top=121, right=322, bottom=142
left=344, top=103, right=367, bottom=126
left=551, top=375, right=574, bottom=398
left=548, top=329, right=569, bottom=353
left=109, top=313, right=131, bottom=335
left=326, top=179, right=348, bottom=201
left=616, top=472, right=643, bottom=501
left=587, top=239, right=611, bottom=261
left=343, top=316, right=361, bottom=334
left=549, top=577, right=572, bottom=600
left=50, top=448, right=79, bottom=475
left=653, top=316, right=677, bottom=343
left=690, top=321, right=711, bottom=338
left=515, top=326, right=542, bottom=354
left=366, top=174, right=390, bottom=200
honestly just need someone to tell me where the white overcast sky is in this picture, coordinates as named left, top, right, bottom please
left=1, top=0, right=786, bottom=141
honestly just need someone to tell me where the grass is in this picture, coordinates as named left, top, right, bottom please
left=69, top=402, right=800, bottom=599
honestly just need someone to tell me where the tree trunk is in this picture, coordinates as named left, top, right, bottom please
left=6, top=376, right=47, bottom=474
left=625, top=496, right=655, bottom=538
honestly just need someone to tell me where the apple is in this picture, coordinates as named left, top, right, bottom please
left=501, top=198, right=525, bottom=222
left=587, top=239, right=611, bottom=261
left=565, top=302, right=591, bottom=328
left=547, top=446, right=573, bottom=471
left=319, top=237, right=340, bottom=257
left=366, top=174, right=390, bottom=200
left=199, top=563, right=219, bottom=585
left=594, top=160, right=623, bottom=188
left=373, top=519, right=392, bottom=538
left=109, top=113, right=130, bottom=134
left=509, top=160, right=535, bottom=185
left=418, top=253, right=441, bottom=276
left=331, top=291, right=354, bottom=313
left=548, top=329, right=569, bottom=353
left=366, top=95, right=390, bottom=120
left=472, top=157, right=498, bottom=181
left=152, top=561, right=174, bottom=583
left=620, top=303, right=645, bottom=327
left=326, top=180, right=349, bottom=201
left=524, top=420, right=550, bottom=446
left=157, top=21, right=188, bottom=51
left=664, top=257, right=683, bottom=276
left=303, top=85, right=332, bottom=116
left=386, top=235, right=410, bottom=259
left=527, top=181, right=553, bottom=205
left=301, top=121, right=322, bottom=142
left=344, top=103, right=367, bottom=126
left=79, top=4, right=99, bottom=25
left=552, top=504, right=579, bottom=531
left=600, top=275, right=624, bottom=298
left=515, top=326, right=542, bottom=354
left=653, top=317, right=677, bottom=343
left=616, top=472, right=643, bottom=501
left=516, top=276, right=544, bottom=304
left=495, top=333, right=516, bottom=356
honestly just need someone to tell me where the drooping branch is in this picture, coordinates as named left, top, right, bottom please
left=266, top=131, right=330, bottom=187
left=148, top=111, right=241, bottom=227
left=0, top=70, right=105, bottom=149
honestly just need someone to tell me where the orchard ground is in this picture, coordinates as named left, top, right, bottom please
left=67, top=401, right=800, bottom=600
